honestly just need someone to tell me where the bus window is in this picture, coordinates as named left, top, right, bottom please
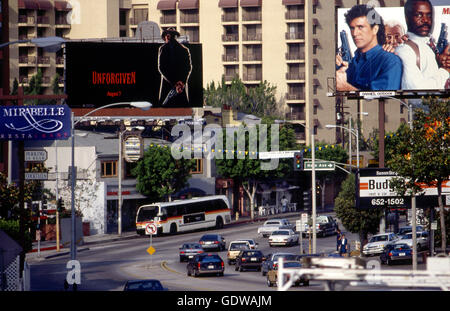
left=137, top=206, right=158, bottom=222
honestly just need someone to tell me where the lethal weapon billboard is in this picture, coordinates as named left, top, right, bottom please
left=65, top=42, right=203, bottom=108
left=336, top=1, right=449, bottom=93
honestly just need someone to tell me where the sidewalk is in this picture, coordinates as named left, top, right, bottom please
left=26, top=209, right=325, bottom=262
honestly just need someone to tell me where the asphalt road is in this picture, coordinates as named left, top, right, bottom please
left=27, top=217, right=427, bottom=292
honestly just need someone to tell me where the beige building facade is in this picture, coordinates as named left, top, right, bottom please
left=6, top=0, right=409, bottom=162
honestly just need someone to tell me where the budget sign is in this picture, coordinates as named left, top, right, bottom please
left=0, top=105, right=71, bottom=140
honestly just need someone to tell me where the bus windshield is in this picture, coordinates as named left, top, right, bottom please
left=137, top=206, right=159, bottom=222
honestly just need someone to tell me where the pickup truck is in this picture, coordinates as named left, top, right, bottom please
left=257, top=219, right=295, bottom=238
left=304, top=215, right=337, bottom=237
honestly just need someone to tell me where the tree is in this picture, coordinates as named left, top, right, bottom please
left=132, top=145, right=196, bottom=202
left=387, top=98, right=450, bottom=250
left=215, top=122, right=297, bottom=219
left=301, top=142, right=348, bottom=210
left=334, top=173, right=384, bottom=245
left=204, top=77, right=282, bottom=118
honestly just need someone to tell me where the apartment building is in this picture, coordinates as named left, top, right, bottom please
left=4, top=0, right=409, bottom=155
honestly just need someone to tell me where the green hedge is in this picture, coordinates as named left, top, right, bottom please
left=0, top=219, right=33, bottom=253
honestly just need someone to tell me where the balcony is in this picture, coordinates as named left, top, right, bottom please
left=285, top=32, right=305, bottom=40
left=19, top=56, right=37, bottom=66
left=243, top=53, right=262, bottom=61
left=224, top=74, right=238, bottom=82
left=285, top=11, right=305, bottom=20
left=285, top=52, right=305, bottom=61
left=243, top=73, right=262, bottom=81
left=285, top=93, right=305, bottom=101
left=285, top=112, right=305, bottom=121
left=222, top=54, right=239, bottom=62
left=242, top=33, right=262, bottom=41
left=286, top=72, right=305, bottom=80
left=222, top=34, right=239, bottom=42
left=242, top=12, right=261, bottom=22
left=18, top=15, right=35, bottom=25
left=37, top=56, right=50, bottom=66
left=180, top=14, right=199, bottom=24
left=37, top=16, right=50, bottom=25
left=159, top=15, right=176, bottom=25
left=222, top=13, right=238, bottom=23
left=56, top=56, right=64, bottom=66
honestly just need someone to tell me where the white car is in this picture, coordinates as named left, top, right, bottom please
left=363, top=233, right=399, bottom=256
left=399, top=231, right=429, bottom=251
left=258, top=219, right=294, bottom=238
left=239, top=239, right=258, bottom=249
left=268, top=229, right=299, bottom=247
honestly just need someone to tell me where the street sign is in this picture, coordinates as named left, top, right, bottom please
left=147, top=246, right=156, bottom=255
left=303, top=161, right=335, bottom=171
left=259, top=150, right=298, bottom=159
left=145, top=223, right=157, bottom=235
left=25, top=172, right=48, bottom=180
left=25, top=150, right=47, bottom=162
left=123, top=135, right=143, bottom=162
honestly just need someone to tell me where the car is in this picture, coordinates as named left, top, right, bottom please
left=179, top=242, right=204, bottom=262
left=398, top=225, right=424, bottom=236
left=380, top=243, right=413, bottom=265
left=399, top=231, right=429, bottom=251
left=227, top=240, right=252, bottom=265
left=261, top=252, right=299, bottom=276
left=304, top=215, right=337, bottom=237
left=186, top=253, right=225, bottom=277
left=362, top=233, right=399, bottom=256
left=239, top=238, right=259, bottom=249
left=123, top=279, right=168, bottom=291
left=266, top=261, right=309, bottom=287
left=235, top=250, right=265, bottom=272
left=257, top=219, right=295, bottom=238
left=199, top=234, right=226, bottom=251
left=268, top=229, right=299, bottom=247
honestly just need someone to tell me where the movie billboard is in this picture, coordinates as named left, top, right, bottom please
left=65, top=42, right=203, bottom=108
left=336, top=2, right=449, bottom=94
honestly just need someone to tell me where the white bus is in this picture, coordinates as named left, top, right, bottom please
left=135, top=195, right=232, bottom=235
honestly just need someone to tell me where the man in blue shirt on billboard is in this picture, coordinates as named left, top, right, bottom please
left=336, top=4, right=403, bottom=91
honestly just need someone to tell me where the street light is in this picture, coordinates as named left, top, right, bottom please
left=70, top=101, right=152, bottom=260
left=118, top=126, right=145, bottom=236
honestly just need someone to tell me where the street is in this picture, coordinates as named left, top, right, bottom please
left=26, top=213, right=427, bottom=292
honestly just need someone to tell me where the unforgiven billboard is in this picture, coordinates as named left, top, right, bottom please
left=336, top=1, right=449, bottom=93
left=65, top=41, right=203, bottom=108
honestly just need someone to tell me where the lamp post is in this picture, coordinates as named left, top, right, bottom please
left=70, top=101, right=151, bottom=260
left=118, top=126, right=145, bottom=236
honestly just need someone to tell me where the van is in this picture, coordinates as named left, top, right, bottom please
left=227, top=240, right=251, bottom=265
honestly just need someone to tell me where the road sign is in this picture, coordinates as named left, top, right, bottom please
left=25, top=172, right=48, bottom=180
left=303, top=161, right=335, bottom=171
left=123, top=135, right=143, bottom=162
left=259, top=150, right=298, bottom=159
left=147, top=246, right=156, bottom=255
left=145, top=223, right=157, bottom=235
left=25, top=150, right=47, bottom=162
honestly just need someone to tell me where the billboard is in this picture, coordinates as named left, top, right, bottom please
left=356, top=168, right=450, bottom=209
left=336, top=2, right=449, bottom=94
left=65, top=42, right=203, bottom=108
left=0, top=105, right=71, bottom=140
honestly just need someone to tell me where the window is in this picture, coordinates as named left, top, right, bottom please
left=120, top=9, right=128, bottom=26
left=191, top=159, right=203, bottom=174
left=101, top=161, right=117, bottom=177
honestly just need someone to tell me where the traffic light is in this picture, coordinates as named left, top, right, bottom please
left=303, top=190, right=311, bottom=210
left=293, top=151, right=303, bottom=171
left=57, top=197, right=65, bottom=212
left=42, top=195, right=48, bottom=210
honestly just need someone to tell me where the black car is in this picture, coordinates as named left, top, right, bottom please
left=123, top=279, right=168, bottom=291
left=187, top=253, right=225, bottom=277
left=199, top=234, right=226, bottom=251
left=179, top=242, right=204, bottom=262
left=235, top=250, right=265, bottom=272
left=261, top=253, right=299, bottom=276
